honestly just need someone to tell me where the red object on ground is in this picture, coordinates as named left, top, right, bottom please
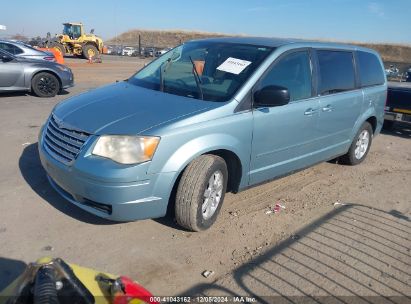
left=36, top=47, right=65, bottom=64
left=113, top=276, right=159, bottom=304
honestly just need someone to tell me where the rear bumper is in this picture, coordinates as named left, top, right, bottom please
left=384, top=111, right=411, bottom=123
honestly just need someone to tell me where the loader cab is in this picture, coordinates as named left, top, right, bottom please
left=63, top=23, right=83, bottom=40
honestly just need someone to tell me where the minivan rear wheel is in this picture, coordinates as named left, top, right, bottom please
left=175, top=155, right=228, bottom=232
left=340, top=122, right=373, bottom=165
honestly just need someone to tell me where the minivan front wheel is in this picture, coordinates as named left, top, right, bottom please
left=340, top=122, right=373, bottom=165
left=175, top=155, right=228, bottom=232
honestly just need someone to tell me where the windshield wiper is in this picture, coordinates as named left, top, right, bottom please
left=189, top=56, right=204, bottom=100
left=160, top=58, right=173, bottom=92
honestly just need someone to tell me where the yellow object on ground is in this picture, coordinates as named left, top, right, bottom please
left=0, top=257, right=149, bottom=304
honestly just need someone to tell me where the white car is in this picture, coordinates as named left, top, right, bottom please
left=122, top=47, right=136, bottom=56
left=155, top=48, right=172, bottom=57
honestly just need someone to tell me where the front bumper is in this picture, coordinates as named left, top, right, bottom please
left=38, top=130, right=175, bottom=221
left=61, top=70, right=74, bottom=89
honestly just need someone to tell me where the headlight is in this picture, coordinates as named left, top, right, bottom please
left=92, top=136, right=160, bottom=164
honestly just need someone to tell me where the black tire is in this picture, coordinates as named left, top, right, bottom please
left=82, top=44, right=98, bottom=59
left=340, top=122, right=373, bottom=165
left=31, top=72, right=60, bottom=98
left=50, top=42, right=65, bottom=57
left=175, top=155, right=228, bottom=232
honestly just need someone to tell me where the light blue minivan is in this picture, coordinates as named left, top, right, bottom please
left=38, top=37, right=387, bottom=231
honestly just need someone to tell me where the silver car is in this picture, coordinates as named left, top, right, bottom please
left=0, top=40, right=55, bottom=62
left=0, top=49, right=74, bottom=97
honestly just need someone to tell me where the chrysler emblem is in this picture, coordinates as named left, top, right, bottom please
left=53, top=114, right=66, bottom=129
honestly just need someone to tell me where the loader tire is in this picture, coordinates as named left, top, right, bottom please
left=82, top=45, right=98, bottom=60
left=50, top=43, right=65, bottom=57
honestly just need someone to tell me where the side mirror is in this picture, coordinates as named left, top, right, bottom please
left=254, top=85, right=290, bottom=107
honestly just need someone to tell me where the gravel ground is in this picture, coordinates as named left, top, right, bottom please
left=0, top=56, right=410, bottom=302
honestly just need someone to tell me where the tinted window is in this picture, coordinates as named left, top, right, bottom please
left=317, top=50, right=355, bottom=95
left=259, top=51, right=312, bottom=101
left=0, top=49, right=11, bottom=61
left=0, top=43, right=23, bottom=55
left=130, top=42, right=273, bottom=102
left=357, top=51, right=385, bottom=87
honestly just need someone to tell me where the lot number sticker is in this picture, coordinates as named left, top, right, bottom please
left=217, top=57, right=252, bottom=75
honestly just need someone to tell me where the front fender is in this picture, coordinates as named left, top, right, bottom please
left=148, top=133, right=251, bottom=189
left=26, top=68, right=62, bottom=89
left=162, top=133, right=245, bottom=172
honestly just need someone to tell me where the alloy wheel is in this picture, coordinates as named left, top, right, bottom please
left=37, top=76, right=57, bottom=96
left=354, top=130, right=370, bottom=160
left=202, top=170, right=224, bottom=220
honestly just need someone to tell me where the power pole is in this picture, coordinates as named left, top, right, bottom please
left=138, top=34, right=141, bottom=56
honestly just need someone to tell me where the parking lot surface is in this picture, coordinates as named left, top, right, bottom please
left=1, top=56, right=410, bottom=299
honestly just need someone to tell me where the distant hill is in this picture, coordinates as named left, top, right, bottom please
left=107, top=29, right=227, bottom=48
left=107, top=29, right=411, bottom=64
left=356, top=43, right=411, bottom=64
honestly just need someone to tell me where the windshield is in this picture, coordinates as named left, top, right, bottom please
left=128, top=41, right=274, bottom=102
left=63, top=24, right=81, bottom=38
left=63, top=24, right=72, bottom=36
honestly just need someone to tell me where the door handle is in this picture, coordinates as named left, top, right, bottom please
left=304, top=108, right=318, bottom=116
left=322, top=105, right=334, bottom=112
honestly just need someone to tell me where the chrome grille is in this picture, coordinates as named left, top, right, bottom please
left=43, top=114, right=90, bottom=165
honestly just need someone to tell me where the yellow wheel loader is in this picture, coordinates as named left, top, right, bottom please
left=48, top=23, right=104, bottom=60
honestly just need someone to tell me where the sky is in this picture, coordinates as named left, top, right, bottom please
left=1, top=0, right=410, bottom=44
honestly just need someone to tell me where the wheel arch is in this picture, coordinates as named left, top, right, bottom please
left=203, top=149, right=243, bottom=193
left=168, top=147, right=243, bottom=193
left=350, top=108, right=379, bottom=142
left=30, top=69, right=62, bottom=91
left=365, top=116, right=377, bottom=134
left=83, top=41, right=100, bottom=51
left=151, top=131, right=249, bottom=190
left=166, top=148, right=243, bottom=219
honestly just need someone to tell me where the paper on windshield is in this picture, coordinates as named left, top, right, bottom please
left=217, top=57, right=252, bottom=75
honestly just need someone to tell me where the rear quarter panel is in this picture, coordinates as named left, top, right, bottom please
left=355, top=50, right=387, bottom=138
left=359, top=84, right=387, bottom=137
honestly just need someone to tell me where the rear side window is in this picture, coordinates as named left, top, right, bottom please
left=0, top=42, right=23, bottom=55
left=317, top=50, right=355, bottom=95
left=259, top=51, right=312, bottom=101
left=357, top=51, right=385, bottom=87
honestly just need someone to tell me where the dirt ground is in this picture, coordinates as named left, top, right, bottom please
left=0, top=56, right=410, bottom=302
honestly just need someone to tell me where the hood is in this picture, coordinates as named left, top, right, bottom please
left=53, top=82, right=216, bottom=135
